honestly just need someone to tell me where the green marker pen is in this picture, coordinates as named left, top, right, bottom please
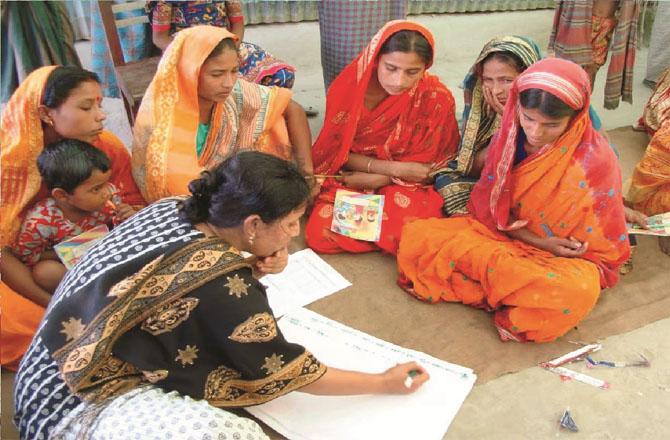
left=404, top=369, right=421, bottom=388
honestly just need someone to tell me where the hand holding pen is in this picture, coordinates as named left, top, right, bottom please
left=304, top=175, right=344, bottom=198
left=382, top=362, right=429, bottom=394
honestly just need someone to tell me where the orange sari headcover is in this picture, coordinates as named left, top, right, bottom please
left=639, top=67, right=670, bottom=135
left=131, top=26, right=292, bottom=203
left=1, top=67, right=55, bottom=247
left=468, top=58, right=629, bottom=288
left=311, top=20, right=459, bottom=175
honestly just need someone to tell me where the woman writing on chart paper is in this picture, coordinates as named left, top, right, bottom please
left=14, top=152, right=428, bottom=440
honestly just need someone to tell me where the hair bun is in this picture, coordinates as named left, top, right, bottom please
left=189, top=170, right=218, bottom=200
left=179, top=151, right=309, bottom=228
left=181, top=170, right=222, bottom=223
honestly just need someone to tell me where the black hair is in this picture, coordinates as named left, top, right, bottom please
left=519, top=88, right=578, bottom=119
left=379, top=30, right=432, bottom=65
left=480, top=51, right=526, bottom=75
left=204, top=38, right=238, bottom=63
left=42, top=66, right=100, bottom=109
left=180, top=151, right=310, bottom=228
left=37, top=139, right=111, bottom=193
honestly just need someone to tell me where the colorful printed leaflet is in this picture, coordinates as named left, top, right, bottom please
left=331, top=190, right=384, bottom=241
left=627, top=211, right=670, bottom=236
left=54, top=224, right=109, bottom=269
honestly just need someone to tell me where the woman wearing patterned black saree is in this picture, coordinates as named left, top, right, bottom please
left=14, top=152, right=428, bottom=440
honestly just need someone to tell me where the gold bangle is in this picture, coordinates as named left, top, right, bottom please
left=366, top=158, right=373, bottom=174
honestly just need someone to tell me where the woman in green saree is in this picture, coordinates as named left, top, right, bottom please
left=433, top=36, right=542, bottom=215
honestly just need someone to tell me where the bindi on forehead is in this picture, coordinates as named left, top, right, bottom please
left=69, top=82, right=103, bottom=101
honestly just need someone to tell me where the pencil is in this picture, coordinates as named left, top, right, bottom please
left=309, top=174, right=344, bottom=180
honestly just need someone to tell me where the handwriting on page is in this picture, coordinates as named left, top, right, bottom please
left=247, top=308, right=477, bottom=440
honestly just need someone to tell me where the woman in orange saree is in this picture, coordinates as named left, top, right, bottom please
left=628, top=67, right=670, bottom=217
left=306, top=20, right=460, bottom=255
left=0, top=66, right=145, bottom=370
left=131, top=25, right=313, bottom=203
left=398, top=58, right=629, bottom=343
left=627, top=67, right=670, bottom=255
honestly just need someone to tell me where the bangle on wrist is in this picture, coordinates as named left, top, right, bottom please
left=366, top=158, right=374, bottom=174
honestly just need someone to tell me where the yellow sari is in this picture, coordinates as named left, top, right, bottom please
left=131, top=26, right=292, bottom=202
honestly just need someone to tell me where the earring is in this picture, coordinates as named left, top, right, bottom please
left=248, top=234, right=256, bottom=246
left=44, top=119, right=54, bottom=127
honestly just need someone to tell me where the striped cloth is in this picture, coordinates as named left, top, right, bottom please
left=317, top=0, right=406, bottom=91
left=604, top=0, right=639, bottom=109
left=0, top=1, right=81, bottom=102
left=547, top=0, right=640, bottom=109
left=242, top=0, right=556, bottom=24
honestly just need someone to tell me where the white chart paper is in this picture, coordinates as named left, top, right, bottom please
left=260, top=249, right=351, bottom=317
left=247, top=308, right=477, bottom=440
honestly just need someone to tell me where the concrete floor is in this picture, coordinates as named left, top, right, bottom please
left=87, top=8, right=652, bottom=148
left=3, top=9, right=669, bottom=440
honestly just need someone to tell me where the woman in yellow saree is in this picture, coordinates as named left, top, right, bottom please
left=397, top=58, right=630, bottom=343
left=131, top=25, right=313, bottom=202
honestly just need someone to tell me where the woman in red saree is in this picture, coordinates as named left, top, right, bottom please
left=398, top=58, right=629, bottom=343
left=306, top=20, right=459, bottom=255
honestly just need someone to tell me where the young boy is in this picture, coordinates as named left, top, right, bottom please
left=12, top=139, right=137, bottom=293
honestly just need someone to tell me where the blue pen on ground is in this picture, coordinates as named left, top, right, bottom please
left=585, top=354, right=651, bottom=368
left=404, top=369, right=421, bottom=389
